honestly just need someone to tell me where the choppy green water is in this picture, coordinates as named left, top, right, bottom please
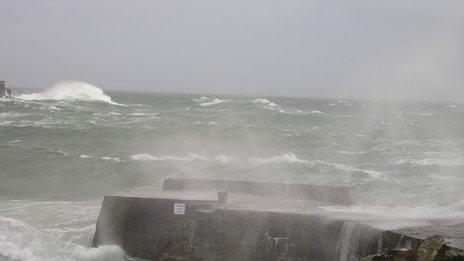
left=1, top=82, right=464, bottom=260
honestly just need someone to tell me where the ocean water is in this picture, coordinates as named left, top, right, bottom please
left=1, top=82, right=464, bottom=260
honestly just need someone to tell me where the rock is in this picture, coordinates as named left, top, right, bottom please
left=444, top=247, right=464, bottom=261
left=0, top=80, right=12, bottom=98
left=417, top=235, right=445, bottom=261
left=362, top=249, right=416, bottom=261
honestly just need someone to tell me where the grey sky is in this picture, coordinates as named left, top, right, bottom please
left=1, top=0, right=463, bottom=101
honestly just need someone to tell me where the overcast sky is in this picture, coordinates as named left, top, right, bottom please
left=1, top=0, right=463, bottom=101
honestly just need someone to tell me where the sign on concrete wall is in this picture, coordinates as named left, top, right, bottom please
left=174, top=203, right=186, bottom=215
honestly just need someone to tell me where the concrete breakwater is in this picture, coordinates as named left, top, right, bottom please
left=92, top=178, right=464, bottom=260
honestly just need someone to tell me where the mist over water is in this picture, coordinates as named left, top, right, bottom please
left=2, top=83, right=464, bottom=259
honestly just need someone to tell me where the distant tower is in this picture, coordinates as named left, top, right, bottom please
left=0, top=80, right=5, bottom=98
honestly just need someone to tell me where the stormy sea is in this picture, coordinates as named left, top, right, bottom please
left=1, top=82, right=464, bottom=260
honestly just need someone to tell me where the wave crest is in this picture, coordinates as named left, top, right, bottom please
left=250, top=153, right=312, bottom=165
left=252, top=98, right=302, bottom=114
left=130, top=153, right=235, bottom=163
left=193, top=97, right=226, bottom=107
left=17, top=82, right=122, bottom=105
left=0, top=215, right=126, bottom=261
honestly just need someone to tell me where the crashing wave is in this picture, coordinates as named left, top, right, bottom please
left=17, top=82, right=123, bottom=106
left=0, top=215, right=126, bottom=261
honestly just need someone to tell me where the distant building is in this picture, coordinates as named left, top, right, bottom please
left=0, top=80, right=12, bottom=98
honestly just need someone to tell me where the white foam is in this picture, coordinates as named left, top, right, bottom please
left=130, top=153, right=235, bottom=163
left=314, top=160, right=385, bottom=179
left=252, top=98, right=274, bottom=105
left=131, top=153, right=208, bottom=162
left=252, top=98, right=301, bottom=114
left=192, top=96, right=209, bottom=102
left=73, top=245, right=126, bottom=261
left=336, top=151, right=368, bottom=155
left=49, top=105, right=61, bottom=111
left=101, top=156, right=124, bottom=163
left=128, top=112, right=159, bottom=116
left=250, top=155, right=382, bottom=179
left=0, top=215, right=126, bottom=261
left=395, top=158, right=464, bottom=167
left=130, top=153, right=158, bottom=161
left=247, top=153, right=384, bottom=179
left=17, top=82, right=123, bottom=106
left=199, top=98, right=226, bottom=107
left=213, top=155, right=235, bottom=163
left=252, top=98, right=281, bottom=109
left=130, top=152, right=385, bottom=180
left=250, top=153, right=313, bottom=166
left=80, top=154, right=91, bottom=159
left=109, top=112, right=123, bottom=116
left=57, top=150, right=69, bottom=157
left=310, top=110, right=323, bottom=114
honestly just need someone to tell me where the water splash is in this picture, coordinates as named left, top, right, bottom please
left=0, top=215, right=126, bottom=261
left=17, top=82, right=123, bottom=106
left=337, top=222, right=361, bottom=261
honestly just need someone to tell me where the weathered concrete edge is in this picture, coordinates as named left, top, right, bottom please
left=163, top=177, right=360, bottom=205
left=92, top=195, right=464, bottom=260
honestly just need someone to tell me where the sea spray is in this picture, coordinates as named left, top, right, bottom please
left=17, top=82, right=123, bottom=106
left=337, top=222, right=360, bottom=261
left=0, top=215, right=126, bottom=261
left=3, top=93, right=464, bottom=257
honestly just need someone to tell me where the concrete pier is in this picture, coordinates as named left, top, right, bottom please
left=92, top=178, right=464, bottom=260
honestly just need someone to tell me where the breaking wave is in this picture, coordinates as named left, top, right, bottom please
left=252, top=98, right=302, bottom=114
left=250, top=153, right=384, bottom=179
left=17, top=82, right=123, bottom=106
left=0, top=199, right=126, bottom=261
left=200, top=99, right=225, bottom=107
left=130, top=152, right=383, bottom=179
left=79, top=154, right=126, bottom=163
left=250, top=153, right=312, bottom=165
left=0, top=216, right=126, bottom=261
left=101, top=156, right=125, bottom=163
left=193, top=97, right=226, bottom=106
left=130, top=153, right=233, bottom=163
left=310, top=110, right=324, bottom=114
